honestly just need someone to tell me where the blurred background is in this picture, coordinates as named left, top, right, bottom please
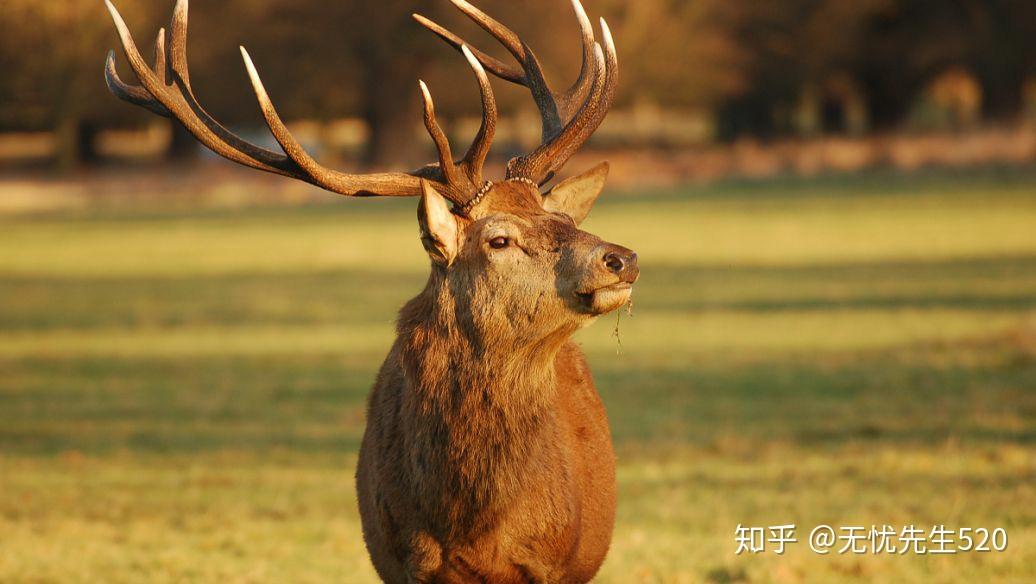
left=1, top=0, right=1035, bottom=582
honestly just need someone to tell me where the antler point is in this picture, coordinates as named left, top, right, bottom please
left=571, top=0, right=591, bottom=26
left=599, top=19, right=617, bottom=63
left=104, top=0, right=123, bottom=25
left=460, top=45, right=485, bottom=75
left=240, top=47, right=269, bottom=103
left=418, top=80, right=434, bottom=106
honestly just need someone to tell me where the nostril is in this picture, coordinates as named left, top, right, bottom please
left=603, top=252, right=625, bottom=273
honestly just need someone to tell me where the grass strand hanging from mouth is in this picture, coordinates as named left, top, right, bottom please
left=612, top=295, right=634, bottom=355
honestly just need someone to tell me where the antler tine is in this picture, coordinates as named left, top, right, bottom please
left=167, top=0, right=191, bottom=90
left=418, top=81, right=462, bottom=191
left=106, top=0, right=291, bottom=172
left=460, top=45, right=497, bottom=187
left=414, top=0, right=598, bottom=129
left=104, top=0, right=485, bottom=201
left=153, top=28, right=168, bottom=86
left=414, top=1, right=562, bottom=141
left=509, top=19, right=618, bottom=184
left=239, top=48, right=424, bottom=200
left=414, top=0, right=612, bottom=186
left=559, top=0, right=598, bottom=116
left=417, top=0, right=618, bottom=186
left=447, top=0, right=525, bottom=64
left=104, top=25, right=172, bottom=117
left=105, top=50, right=171, bottom=117
left=160, top=0, right=296, bottom=170
left=412, top=14, right=523, bottom=84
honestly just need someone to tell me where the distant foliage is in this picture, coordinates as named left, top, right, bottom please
left=0, top=0, right=1034, bottom=161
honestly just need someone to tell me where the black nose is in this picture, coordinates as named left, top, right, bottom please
left=602, top=245, right=639, bottom=282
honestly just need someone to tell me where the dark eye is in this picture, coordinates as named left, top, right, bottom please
left=489, top=236, right=510, bottom=249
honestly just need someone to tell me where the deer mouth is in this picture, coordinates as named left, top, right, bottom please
left=575, top=282, right=633, bottom=315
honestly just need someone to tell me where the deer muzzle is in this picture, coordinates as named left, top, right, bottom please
left=601, top=244, right=639, bottom=284
left=575, top=243, right=639, bottom=315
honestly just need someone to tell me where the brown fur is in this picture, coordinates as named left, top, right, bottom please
left=356, top=181, right=637, bottom=583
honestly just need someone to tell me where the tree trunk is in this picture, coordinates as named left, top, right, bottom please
left=166, top=122, right=199, bottom=162
left=979, top=67, right=1023, bottom=122
left=54, top=115, right=99, bottom=171
left=361, top=54, right=426, bottom=168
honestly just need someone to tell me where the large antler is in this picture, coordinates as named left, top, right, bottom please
left=414, top=0, right=618, bottom=186
left=104, top=0, right=497, bottom=205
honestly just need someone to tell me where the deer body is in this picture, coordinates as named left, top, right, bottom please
left=358, top=331, right=615, bottom=583
left=357, top=184, right=624, bottom=583
left=105, top=1, right=633, bottom=582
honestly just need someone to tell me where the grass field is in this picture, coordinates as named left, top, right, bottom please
left=1, top=169, right=1035, bottom=582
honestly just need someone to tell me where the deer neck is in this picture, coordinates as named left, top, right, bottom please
left=399, top=273, right=573, bottom=407
left=394, top=274, right=575, bottom=528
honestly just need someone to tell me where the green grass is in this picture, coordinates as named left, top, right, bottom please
left=1, top=170, right=1036, bottom=582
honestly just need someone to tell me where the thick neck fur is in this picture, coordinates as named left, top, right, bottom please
left=394, top=268, right=576, bottom=540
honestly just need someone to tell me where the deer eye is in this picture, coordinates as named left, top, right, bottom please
left=488, top=236, right=510, bottom=249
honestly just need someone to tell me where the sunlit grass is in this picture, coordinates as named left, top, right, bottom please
left=1, top=171, right=1035, bottom=582
left=3, top=173, right=1036, bottom=278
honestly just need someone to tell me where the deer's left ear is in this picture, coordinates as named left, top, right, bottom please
left=542, top=162, right=610, bottom=225
left=418, top=180, right=459, bottom=266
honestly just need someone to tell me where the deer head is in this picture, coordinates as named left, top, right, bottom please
left=104, top=0, right=637, bottom=342
left=419, top=174, right=638, bottom=353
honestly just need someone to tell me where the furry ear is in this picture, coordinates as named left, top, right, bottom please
left=542, top=162, right=610, bottom=225
left=418, top=180, right=459, bottom=266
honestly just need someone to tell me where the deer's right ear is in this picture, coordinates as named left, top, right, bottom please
left=418, top=180, right=459, bottom=267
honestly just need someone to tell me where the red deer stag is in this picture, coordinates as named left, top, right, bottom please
left=105, top=0, right=636, bottom=581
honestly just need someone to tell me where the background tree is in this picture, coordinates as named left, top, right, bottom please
left=1, top=0, right=1035, bottom=168
left=715, top=0, right=1036, bottom=137
left=0, top=1, right=157, bottom=168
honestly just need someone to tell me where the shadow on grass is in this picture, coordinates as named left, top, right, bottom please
left=2, top=254, right=1034, bottom=332
left=2, top=333, right=1034, bottom=457
left=637, top=254, right=1036, bottom=313
left=0, top=355, right=372, bottom=456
